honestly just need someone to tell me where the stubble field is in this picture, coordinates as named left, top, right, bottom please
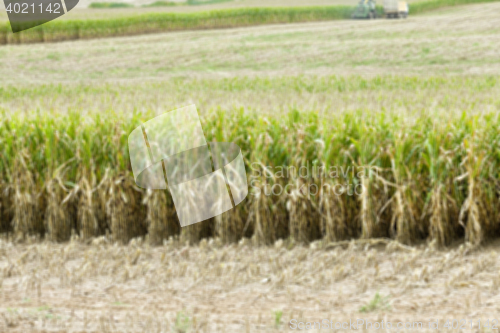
left=1, top=2, right=500, bottom=81
left=2, top=237, right=500, bottom=332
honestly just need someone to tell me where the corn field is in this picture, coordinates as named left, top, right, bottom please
left=1, top=75, right=500, bottom=247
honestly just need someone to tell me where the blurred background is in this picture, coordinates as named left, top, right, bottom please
left=1, top=0, right=500, bottom=331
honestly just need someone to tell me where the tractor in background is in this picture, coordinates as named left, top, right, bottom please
left=351, top=0, right=378, bottom=19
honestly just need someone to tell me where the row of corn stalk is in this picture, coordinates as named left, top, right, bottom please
left=1, top=107, right=500, bottom=246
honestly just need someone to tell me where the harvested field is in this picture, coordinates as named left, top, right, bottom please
left=2, top=2, right=500, bottom=81
left=1, top=0, right=498, bottom=44
left=0, top=237, right=499, bottom=332
left=1, top=3, right=500, bottom=331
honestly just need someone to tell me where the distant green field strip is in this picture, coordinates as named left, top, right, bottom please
left=410, top=0, right=500, bottom=13
left=0, top=6, right=353, bottom=44
left=187, top=0, right=235, bottom=5
left=0, top=0, right=498, bottom=44
left=89, top=2, right=134, bottom=8
left=408, top=0, right=500, bottom=13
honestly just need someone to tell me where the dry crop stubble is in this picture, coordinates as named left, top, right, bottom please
left=1, top=237, right=500, bottom=331
left=458, top=135, right=499, bottom=247
left=144, top=189, right=180, bottom=245
left=77, top=176, right=110, bottom=240
left=318, top=181, right=353, bottom=242
left=11, top=154, right=45, bottom=240
left=424, top=126, right=464, bottom=247
left=246, top=179, right=289, bottom=246
left=44, top=178, right=78, bottom=242
left=106, top=175, right=147, bottom=244
left=214, top=203, right=248, bottom=244
left=287, top=179, right=322, bottom=244
left=0, top=180, right=14, bottom=234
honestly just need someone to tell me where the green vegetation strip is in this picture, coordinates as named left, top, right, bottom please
left=1, top=0, right=497, bottom=44
left=186, top=0, right=235, bottom=5
left=89, top=2, right=134, bottom=8
left=0, top=6, right=353, bottom=44
left=410, top=0, right=500, bottom=13
left=142, top=1, right=178, bottom=7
